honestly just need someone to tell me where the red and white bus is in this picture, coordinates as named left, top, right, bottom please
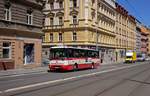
left=48, top=46, right=100, bottom=71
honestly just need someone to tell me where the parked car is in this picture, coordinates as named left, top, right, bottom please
left=145, top=57, right=150, bottom=61
left=42, top=58, right=50, bottom=66
left=136, top=54, right=146, bottom=62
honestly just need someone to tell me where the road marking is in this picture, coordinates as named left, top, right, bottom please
left=0, top=91, right=2, bottom=94
left=2, top=64, right=145, bottom=93
left=0, top=72, right=47, bottom=79
left=0, top=66, right=116, bottom=79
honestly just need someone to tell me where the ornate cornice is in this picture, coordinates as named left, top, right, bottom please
left=46, top=12, right=55, bottom=17
left=56, top=11, right=64, bottom=17
left=70, top=9, right=78, bottom=15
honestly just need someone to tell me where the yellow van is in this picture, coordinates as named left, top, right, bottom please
left=125, top=51, right=136, bottom=63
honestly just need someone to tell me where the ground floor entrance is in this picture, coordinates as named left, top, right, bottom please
left=0, top=36, right=42, bottom=70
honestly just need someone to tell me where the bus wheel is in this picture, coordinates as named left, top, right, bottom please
left=73, top=64, right=78, bottom=71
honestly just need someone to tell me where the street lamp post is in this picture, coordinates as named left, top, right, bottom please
left=96, top=1, right=102, bottom=63
left=96, top=27, right=98, bottom=51
left=96, top=2, right=99, bottom=51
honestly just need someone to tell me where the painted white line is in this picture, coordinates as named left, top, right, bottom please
left=0, top=91, right=2, bottom=94
left=4, top=79, right=64, bottom=93
left=2, top=64, right=145, bottom=93
left=0, top=72, right=47, bottom=79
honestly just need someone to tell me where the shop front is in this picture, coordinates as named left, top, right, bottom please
left=0, top=37, right=42, bottom=70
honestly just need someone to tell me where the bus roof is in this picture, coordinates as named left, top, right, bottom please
left=50, top=46, right=98, bottom=51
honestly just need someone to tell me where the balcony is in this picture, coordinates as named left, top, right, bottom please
left=141, top=36, right=148, bottom=41
left=141, top=48, right=148, bottom=53
left=141, top=43, right=148, bottom=48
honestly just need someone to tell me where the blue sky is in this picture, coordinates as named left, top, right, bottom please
left=117, top=0, right=150, bottom=26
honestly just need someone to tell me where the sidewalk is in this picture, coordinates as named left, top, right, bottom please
left=0, top=62, right=122, bottom=77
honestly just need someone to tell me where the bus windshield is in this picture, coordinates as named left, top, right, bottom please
left=50, top=48, right=67, bottom=59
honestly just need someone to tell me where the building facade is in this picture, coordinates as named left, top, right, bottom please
left=147, top=27, right=150, bottom=56
left=115, top=3, right=136, bottom=62
left=0, top=0, right=44, bottom=70
left=135, top=20, right=142, bottom=54
left=43, top=0, right=116, bottom=64
left=140, top=26, right=149, bottom=55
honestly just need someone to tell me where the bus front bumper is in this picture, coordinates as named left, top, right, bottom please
left=49, top=64, right=73, bottom=71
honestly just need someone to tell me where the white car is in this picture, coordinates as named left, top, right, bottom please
left=145, top=57, right=150, bottom=61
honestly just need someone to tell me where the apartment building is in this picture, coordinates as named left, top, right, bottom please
left=147, top=27, right=150, bottom=56
left=136, top=20, right=142, bottom=54
left=43, top=0, right=116, bottom=64
left=115, top=3, right=136, bottom=62
left=140, top=26, right=149, bottom=55
left=0, top=0, right=44, bottom=70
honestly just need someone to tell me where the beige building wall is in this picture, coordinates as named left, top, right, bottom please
left=115, top=3, right=136, bottom=62
left=43, top=0, right=117, bottom=64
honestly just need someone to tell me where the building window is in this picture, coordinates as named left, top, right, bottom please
left=4, top=7, right=11, bottom=21
left=59, top=33, right=62, bottom=42
left=2, top=42, right=11, bottom=59
left=59, top=1, right=63, bottom=8
left=59, top=17, right=63, bottom=25
left=50, top=2, right=54, bottom=9
left=27, top=13, right=33, bottom=25
left=73, top=0, right=77, bottom=7
left=27, top=8, right=33, bottom=25
left=72, top=32, right=77, bottom=41
left=42, top=36, right=45, bottom=42
left=73, top=15, right=78, bottom=24
left=50, top=33, right=53, bottom=42
left=91, top=11, right=95, bottom=20
left=50, top=18, right=54, bottom=25
left=24, top=44, right=34, bottom=64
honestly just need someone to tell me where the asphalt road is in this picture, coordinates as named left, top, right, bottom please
left=0, top=61, right=150, bottom=96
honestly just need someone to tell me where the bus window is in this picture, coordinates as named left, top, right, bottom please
left=94, top=51, right=99, bottom=58
left=78, top=49, right=86, bottom=58
left=50, top=48, right=67, bottom=59
left=68, top=48, right=73, bottom=57
left=88, top=50, right=99, bottom=58
left=74, top=49, right=79, bottom=58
